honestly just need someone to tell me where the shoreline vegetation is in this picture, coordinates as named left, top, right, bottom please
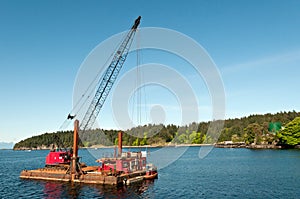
left=14, top=143, right=214, bottom=150
left=13, top=111, right=300, bottom=151
left=13, top=143, right=300, bottom=151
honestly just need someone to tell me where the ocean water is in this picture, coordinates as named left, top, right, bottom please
left=0, top=147, right=299, bottom=198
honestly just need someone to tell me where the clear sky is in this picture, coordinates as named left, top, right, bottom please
left=1, top=0, right=300, bottom=143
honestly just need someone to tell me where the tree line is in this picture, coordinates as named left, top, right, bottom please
left=13, top=110, right=300, bottom=150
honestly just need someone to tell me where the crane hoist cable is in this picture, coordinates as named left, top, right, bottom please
left=59, top=46, right=119, bottom=130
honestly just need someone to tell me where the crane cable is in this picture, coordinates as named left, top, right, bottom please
left=58, top=34, right=127, bottom=131
left=137, top=29, right=141, bottom=124
left=131, top=29, right=147, bottom=125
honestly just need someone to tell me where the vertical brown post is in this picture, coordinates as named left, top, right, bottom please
left=71, top=119, right=79, bottom=181
left=73, top=120, right=79, bottom=158
left=118, top=131, right=122, bottom=157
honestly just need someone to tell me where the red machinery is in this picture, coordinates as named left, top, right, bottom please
left=97, top=150, right=147, bottom=173
left=45, top=150, right=72, bottom=165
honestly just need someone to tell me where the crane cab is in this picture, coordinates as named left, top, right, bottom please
left=45, top=150, right=72, bottom=165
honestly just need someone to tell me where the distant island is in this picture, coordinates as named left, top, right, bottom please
left=0, top=142, right=14, bottom=149
left=13, top=111, right=300, bottom=150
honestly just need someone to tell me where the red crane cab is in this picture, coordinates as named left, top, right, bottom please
left=45, top=150, right=72, bottom=165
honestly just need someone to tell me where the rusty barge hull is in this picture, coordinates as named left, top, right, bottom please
left=20, top=169, right=147, bottom=185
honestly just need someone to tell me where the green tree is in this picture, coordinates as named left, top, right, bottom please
left=140, top=133, right=148, bottom=145
left=191, top=132, right=204, bottom=144
left=177, top=133, right=187, bottom=144
left=132, top=138, right=140, bottom=146
left=244, top=123, right=263, bottom=145
left=277, top=117, right=300, bottom=146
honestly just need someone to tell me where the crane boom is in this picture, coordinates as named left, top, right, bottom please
left=80, top=16, right=141, bottom=131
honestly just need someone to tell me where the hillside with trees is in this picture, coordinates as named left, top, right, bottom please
left=13, top=131, right=76, bottom=150
left=277, top=117, right=300, bottom=147
left=13, top=111, right=300, bottom=150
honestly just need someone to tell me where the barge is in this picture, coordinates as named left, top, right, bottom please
left=20, top=120, right=157, bottom=186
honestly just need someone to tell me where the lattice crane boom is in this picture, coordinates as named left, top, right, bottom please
left=80, top=16, right=141, bottom=131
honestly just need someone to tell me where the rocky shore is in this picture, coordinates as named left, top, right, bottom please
left=214, top=142, right=295, bottom=149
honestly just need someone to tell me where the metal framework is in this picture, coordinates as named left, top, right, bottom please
left=80, top=16, right=141, bottom=131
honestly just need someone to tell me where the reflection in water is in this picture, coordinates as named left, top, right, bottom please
left=43, top=181, right=82, bottom=199
left=43, top=181, right=64, bottom=199
left=42, top=179, right=156, bottom=198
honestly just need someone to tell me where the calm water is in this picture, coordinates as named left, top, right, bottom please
left=0, top=147, right=299, bottom=198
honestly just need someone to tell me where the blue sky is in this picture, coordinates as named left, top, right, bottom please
left=0, top=0, right=300, bottom=143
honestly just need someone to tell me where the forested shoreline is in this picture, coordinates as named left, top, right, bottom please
left=13, top=111, right=300, bottom=150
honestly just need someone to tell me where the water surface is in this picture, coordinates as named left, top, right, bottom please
left=0, top=147, right=299, bottom=198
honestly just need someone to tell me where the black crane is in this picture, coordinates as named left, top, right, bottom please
left=80, top=16, right=141, bottom=132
